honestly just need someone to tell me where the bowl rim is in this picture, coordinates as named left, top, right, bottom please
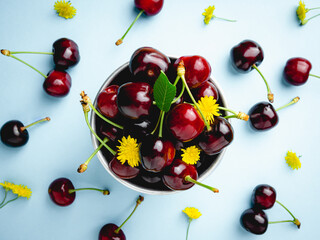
left=90, top=60, right=229, bottom=195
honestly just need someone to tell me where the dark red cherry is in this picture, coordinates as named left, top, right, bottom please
left=124, top=117, right=154, bottom=142
left=140, top=136, right=176, bottom=172
left=162, top=159, right=198, bottom=190
left=166, top=103, right=204, bottom=142
left=43, top=69, right=71, bottom=97
left=99, top=223, right=125, bottom=240
left=48, top=178, right=75, bottom=206
left=117, top=82, right=152, bottom=119
left=198, top=117, right=234, bottom=155
left=52, top=38, right=80, bottom=69
left=284, top=57, right=312, bottom=86
left=240, top=208, right=268, bottom=235
left=252, top=184, right=276, bottom=210
left=248, top=102, right=278, bottom=131
left=231, top=40, right=263, bottom=72
left=97, top=85, right=119, bottom=119
left=134, top=0, right=164, bottom=16
left=192, top=81, right=219, bottom=101
left=129, top=47, right=170, bottom=83
left=174, top=56, right=211, bottom=88
left=109, top=156, right=140, bottom=179
left=0, top=120, right=28, bottom=147
left=99, top=122, right=122, bottom=142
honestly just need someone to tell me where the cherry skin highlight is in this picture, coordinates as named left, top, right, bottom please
left=43, top=69, right=72, bottom=97
left=284, top=57, right=312, bottom=86
left=48, top=178, right=75, bottom=206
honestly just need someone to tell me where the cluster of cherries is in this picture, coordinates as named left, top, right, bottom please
left=1, top=37, right=80, bottom=97
left=240, top=184, right=300, bottom=235
left=81, top=46, right=249, bottom=192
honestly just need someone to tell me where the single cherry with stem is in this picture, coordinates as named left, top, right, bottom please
left=248, top=97, right=300, bottom=131
left=240, top=208, right=268, bottom=235
left=1, top=50, right=71, bottom=97
left=284, top=57, right=320, bottom=86
left=115, top=0, right=164, bottom=46
left=1, top=117, right=50, bottom=147
left=48, top=178, right=109, bottom=207
left=231, top=40, right=274, bottom=103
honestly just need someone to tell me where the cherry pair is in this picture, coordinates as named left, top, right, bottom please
left=240, top=184, right=300, bottom=235
left=1, top=38, right=80, bottom=97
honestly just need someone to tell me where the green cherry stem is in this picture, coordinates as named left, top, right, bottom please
left=184, top=175, right=219, bottom=193
left=114, top=195, right=144, bottom=234
left=78, top=137, right=109, bottom=173
left=9, top=51, right=53, bottom=55
left=186, top=218, right=192, bottom=240
left=151, top=111, right=162, bottom=135
left=0, top=190, right=8, bottom=206
left=20, top=117, right=51, bottom=131
left=69, top=187, right=110, bottom=195
left=1, top=50, right=48, bottom=79
left=252, top=64, right=274, bottom=103
left=218, top=107, right=249, bottom=121
left=275, top=97, right=300, bottom=112
left=214, top=16, right=237, bottom=22
left=158, top=111, right=165, bottom=138
left=115, top=10, right=144, bottom=46
left=269, top=200, right=301, bottom=228
left=172, top=82, right=185, bottom=104
left=309, top=73, right=320, bottom=79
left=0, top=196, right=19, bottom=209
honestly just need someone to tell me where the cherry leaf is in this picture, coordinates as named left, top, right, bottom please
left=153, top=71, right=176, bottom=112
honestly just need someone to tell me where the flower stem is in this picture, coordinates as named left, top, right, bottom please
left=309, top=73, right=320, bottom=79
left=184, top=175, right=219, bottom=193
left=158, top=111, right=165, bottom=138
left=88, top=102, right=123, bottom=130
left=0, top=190, right=8, bottom=206
left=305, top=13, right=320, bottom=24
left=308, top=7, right=320, bottom=11
left=186, top=218, right=192, bottom=240
left=2, top=52, right=47, bottom=79
left=114, top=195, right=144, bottom=234
left=274, top=200, right=301, bottom=228
left=10, top=51, right=54, bottom=55
left=252, top=64, right=274, bottom=103
left=0, top=196, right=19, bottom=209
left=214, top=16, right=237, bottom=22
left=84, top=112, right=116, bottom=156
left=69, top=187, right=110, bottom=195
left=20, top=117, right=50, bottom=131
left=115, top=10, right=144, bottom=46
left=78, top=137, right=109, bottom=173
left=275, top=97, right=300, bottom=112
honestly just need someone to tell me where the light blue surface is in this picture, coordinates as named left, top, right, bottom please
left=1, top=0, right=320, bottom=239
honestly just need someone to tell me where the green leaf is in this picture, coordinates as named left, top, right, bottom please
left=153, top=71, right=176, bottom=112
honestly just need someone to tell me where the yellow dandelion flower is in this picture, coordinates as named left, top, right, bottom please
left=181, top=146, right=201, bottom=165
left=54, top=0, right=76, bottom=19
left=202, top=5, right=215, bottom=25
left=183, top=207, right=202, bottom=220
left=296, top=1, right=308, bottom=24
left=285, top=151, right=301, bottom=170
left=117, top=136, right=140, bottom=167
left=0, top=181, right=15, bottom=191
left=197, top=96, right=220, bottom=125
left=11, top=184, right=32, bottom=199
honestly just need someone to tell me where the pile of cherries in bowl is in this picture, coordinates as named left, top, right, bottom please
left=91, top=47, right=235, bottom=194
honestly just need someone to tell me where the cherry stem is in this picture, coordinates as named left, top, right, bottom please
left=309, top=73, right=320, bottom=79
left=214, top=16, right=237, bottom=22
left=0, top=190, right=8, bottom=206
left=269, top=200, right=301, bottom=228
left=158, top=111, right=165, bottom=138
left=0, top=196, right=19, bottom=209
left=88, top=102, right=124, bottom=130
left=275, top=97, right=300, bottom=112
left=69, top=187, right=110, bottom=195
left=184, top=175, right=219, bottom=193
left=116, top=9, right=144, bottom=46
left=186, top=218, right=192, bottom=240
left=20, top=117, right=50, bottom=131
left=84, top=112, right=116, bottom=156
left=151, top=111, right=162, bottom=135
left=9, top=51, right=53, bottom=55
left=218, top=107, right=249, bottom=121
left=172, top=82, right=185, bottom=104
left=114, top=195, right=144, bottom=234
left=252, top=64, right=274, bottom=103
left=1, top=51, right=47, bottom=79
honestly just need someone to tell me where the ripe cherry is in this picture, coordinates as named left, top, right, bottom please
left=240, top=208, right=268, bottom=235
left=252, top=184, right=276, bottom=210
left=123, top=117, right=154, bottom=142
left=43, top=69, right=72, bottom=97
left=99, top=196, right=144, bottom=240
left=283, top=57, right=320, bottom=86
left=1, top=117, right=50, bottom=147
left=166, top=103, right=204, bottom=142
left=48, top=178, right=109, bottom=207
left=109, top=156, right=140, bottom=179
left=192, top=81, right=219, bottom=101
left=129, top=47, right=170, bottom=83
left=116, top=0, right=164, bottom=45
left=198, top=116, right=234, bottom=155
left=52, top=38, right=80, bottom=69
left=117, top=82, right=152, bottom=119
left=174, top=56, right=211, bottom=89
left=231, top=40, right=274, bottom=102
left=97, top=85, right=119, bottom=119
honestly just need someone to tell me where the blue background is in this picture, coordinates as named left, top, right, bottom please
left=1, top=0, right=319, bottom=239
